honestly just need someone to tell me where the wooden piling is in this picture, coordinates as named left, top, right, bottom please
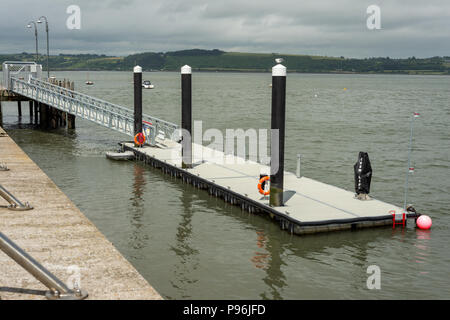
left=29, top=101, right=33, bottom=119
left=67, top=81, right=75, bottom=129
left=34, top=100, right=39, bottom=124
left=50, top=108, right=57, bottom=129
left=61, top=81, right=70, bottom=127
left=17, top=101, right=22, bottom=117
left=39, top=102, right=49, bottom=129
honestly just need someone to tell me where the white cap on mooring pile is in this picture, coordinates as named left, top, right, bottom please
left=134, top=65, right=142, bottom=73
left=272, top=63, right=286, bottom=77
left=181, top=65, right=192, bottom=74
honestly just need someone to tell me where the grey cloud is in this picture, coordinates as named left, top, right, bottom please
left=0, top=0, right=448, bottom=58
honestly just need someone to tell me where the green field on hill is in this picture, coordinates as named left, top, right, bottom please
left=1, top=49, right=449, bottom=75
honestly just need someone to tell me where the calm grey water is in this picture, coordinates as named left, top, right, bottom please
left=1, top=71, right=449, bottom=299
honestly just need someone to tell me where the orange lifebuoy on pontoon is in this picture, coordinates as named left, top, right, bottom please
left=258, top=176, right=270, bottom=195
left=134, top=132, right=145, bottom=146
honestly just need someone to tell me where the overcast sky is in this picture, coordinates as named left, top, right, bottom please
left=1, top=0, right=449, bottom=58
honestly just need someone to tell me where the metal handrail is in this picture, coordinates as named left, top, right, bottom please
left=12, top=78, right=133, bottom=136
left=2, top=62, right=42, bottom=90
left=0, top=231, right=88, bottom=300
left=30, top=77, right=178, bottom=132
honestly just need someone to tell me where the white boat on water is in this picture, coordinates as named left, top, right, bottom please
left=85, top=72, right=94, bottom=85
left=105, top=151, right=134, bottom=161
left=142, top=80, right=154, bottom=89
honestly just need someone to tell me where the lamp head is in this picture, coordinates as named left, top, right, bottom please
left=27, top=24, right=32, bottom=28
left=37, top=20, right=42, bottom=24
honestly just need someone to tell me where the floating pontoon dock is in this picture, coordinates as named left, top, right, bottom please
left=122, top=140, right=406, bottom=235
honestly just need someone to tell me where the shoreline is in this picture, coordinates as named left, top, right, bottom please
left=18, top=69, right=449, bottom=76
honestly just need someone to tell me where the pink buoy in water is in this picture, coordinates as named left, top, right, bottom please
left=416, top=215, right=432, bottom=230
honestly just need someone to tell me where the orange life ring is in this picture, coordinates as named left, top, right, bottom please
left=134, top=132, right=145, bottom=146
left=258, top=176, right=270, bottom=195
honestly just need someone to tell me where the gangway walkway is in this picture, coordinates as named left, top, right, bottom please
left=3, top=61, right=178, bottom=144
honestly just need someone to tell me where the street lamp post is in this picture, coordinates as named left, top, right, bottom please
left=37, top=16, right=49, bottom=79
left=26, top=21, right=39, bottom=64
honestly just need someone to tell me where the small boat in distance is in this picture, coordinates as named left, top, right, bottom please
left=142, top=80, right=154, bottom=89
left=85, top=72, right=94, bottom=85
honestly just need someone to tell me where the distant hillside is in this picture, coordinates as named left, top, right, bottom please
left=1, top=49, right=449, bottom=75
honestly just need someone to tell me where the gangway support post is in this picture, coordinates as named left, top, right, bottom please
left=67, top=81, right=75, bottom=129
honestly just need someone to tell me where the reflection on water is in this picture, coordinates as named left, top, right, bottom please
left=128, top=164, right=148, bottom=250
left=256, top=231, right=287, bottom=300
left=170, top=188, right=199, bottom=299
left=414, top=230, right=431, bottom=269
left=251, top=231, right=270, bottom=270
left=1, top=71, right=450, bottom=299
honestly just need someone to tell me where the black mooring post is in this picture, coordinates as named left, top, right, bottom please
left=133, top=66, right=142, bottom=141
left=269, top=64, right=287, bottom=207
left=181, top=65, right=192, bottom=168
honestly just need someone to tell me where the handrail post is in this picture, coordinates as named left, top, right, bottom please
left=0, top=231, right=88, bottom=300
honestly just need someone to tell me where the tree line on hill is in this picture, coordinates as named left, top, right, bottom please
left=1, top=49, right=449, bottom=75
